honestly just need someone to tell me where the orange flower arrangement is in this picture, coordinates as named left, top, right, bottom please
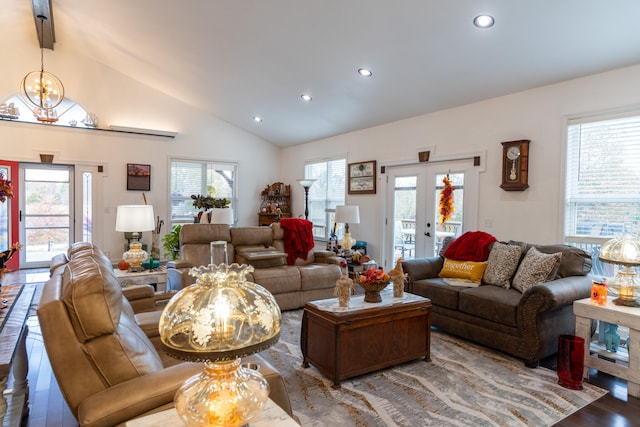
left=439, top=174, right=454, bottom=224
left=358, top=267, right=391, bottom=287
left=0, top=172, right=13, bottom=203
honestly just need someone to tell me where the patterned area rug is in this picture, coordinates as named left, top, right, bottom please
left=260, top=310, right=607, bottom=427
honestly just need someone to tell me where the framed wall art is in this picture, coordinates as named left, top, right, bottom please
left=127, top=163, right=151, bottom=191
left=348, top=160, right=376, bottom=194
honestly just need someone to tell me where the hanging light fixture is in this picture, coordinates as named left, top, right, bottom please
left=20, top=14, right=64, bottom=123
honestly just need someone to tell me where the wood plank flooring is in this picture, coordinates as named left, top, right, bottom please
left=4, top=268, right=640, bottom=426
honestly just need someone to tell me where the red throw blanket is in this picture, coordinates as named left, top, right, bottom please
left=279, top=218, right=314, bottom=265
left=443, top=231, right=497, bottom=262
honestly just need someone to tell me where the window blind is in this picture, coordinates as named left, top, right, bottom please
left=305, top=157, right=346, bottom=239
left=565, top=114, right=640, bottom=239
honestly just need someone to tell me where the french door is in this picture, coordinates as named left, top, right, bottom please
left=384, top=160, right=479, bottom=269
left=19, top=164, right=74, bottom=268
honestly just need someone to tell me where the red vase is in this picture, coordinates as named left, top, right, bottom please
left=557, top=335, right=585, bottom=390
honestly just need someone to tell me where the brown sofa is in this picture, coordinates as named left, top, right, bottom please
left=40, top=242, right=292, bottom=427
left=402, top=241, right=593, bottom=367
left=167, top=223, right=343, bottom=310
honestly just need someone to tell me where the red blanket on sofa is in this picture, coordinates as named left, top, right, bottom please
left=443, top=231, right=497, bottom=262
left=279, top=218, right=314, bottom=265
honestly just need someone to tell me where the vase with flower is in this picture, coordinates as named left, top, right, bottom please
left=357, top=267, right=391, bottom=303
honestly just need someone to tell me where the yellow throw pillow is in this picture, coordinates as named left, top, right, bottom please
left=439, top=258, right=488, bottom=283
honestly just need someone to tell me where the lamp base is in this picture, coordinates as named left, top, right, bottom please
left=612, top=297, right=640, bottom=307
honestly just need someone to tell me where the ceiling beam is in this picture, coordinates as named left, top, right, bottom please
left=30, top=0, right=55, bottom=50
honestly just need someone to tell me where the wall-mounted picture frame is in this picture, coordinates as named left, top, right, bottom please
left=348, top=160, right=376, bottom=194
left=127, top=163, right=151, bottom=191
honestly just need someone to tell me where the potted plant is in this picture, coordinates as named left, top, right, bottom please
left=190, top=195, right=231, bottom=222
left=162, top=224, right=182, bottom=260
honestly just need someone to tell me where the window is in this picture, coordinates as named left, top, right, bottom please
left=169, top=159, right=237, bottom=227
left=565, top=113, right=640, bottom=266
left=304, top=158, right=346, bottom=239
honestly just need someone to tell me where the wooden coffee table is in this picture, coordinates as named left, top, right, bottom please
left=301, top=289, right=431, bottom=387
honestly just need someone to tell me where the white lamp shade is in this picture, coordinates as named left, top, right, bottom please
left=297, top=178, right=316, bottom=188
left=209, top=208, right=234, bottom=225
left=335, top=205, right=360, bottom=224
left=115, top=205, right=156, bottom=232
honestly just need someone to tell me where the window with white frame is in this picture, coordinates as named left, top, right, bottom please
left=169, top=159, right=237, bottom=227
left=304, top=158, right=346, bottom=239
left=565, top=113, right=640, bottom=263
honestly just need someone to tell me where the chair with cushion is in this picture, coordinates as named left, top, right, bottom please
left=40, top=242, right=292, bottom=427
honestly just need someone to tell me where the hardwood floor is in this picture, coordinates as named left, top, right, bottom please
left=5, top=268, right=640, bottom=426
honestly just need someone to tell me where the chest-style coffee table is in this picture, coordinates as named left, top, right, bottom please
left=301, top=289, right=431, bottom=387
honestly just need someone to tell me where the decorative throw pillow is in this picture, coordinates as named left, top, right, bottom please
left=512, top=247, right=562, bottom=293
left=439, top=259, right=488, bottom=283
left=482, top=242, right=523, bottom=289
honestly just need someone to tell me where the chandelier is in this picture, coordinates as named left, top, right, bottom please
left=19, top=14, right=64, bottom=123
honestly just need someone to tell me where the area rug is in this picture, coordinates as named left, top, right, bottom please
left=260, top=310, right=607, bottom=427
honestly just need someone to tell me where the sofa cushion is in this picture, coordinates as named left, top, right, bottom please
left=239, top=251, right=287, bottom=268
left=412, top=278, right=461, bottom=310
left=438, top=259, right=488, bottom=283
left=298, top=264, right=342, bottom=291
left=512, top=247, right=562, bottom=293
left=231, top=226, right=274, bottom=247
left=482, top=242, right=523, bottom=289
left=535, top=244, right=592, bottom=278
left=458, top=286, right=521, bottom=327
left=251, top=266, right=301, bottom=294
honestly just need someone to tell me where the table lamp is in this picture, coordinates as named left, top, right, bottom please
left=297, top=179, right=316, bottom=220
left=115, top=205, right=155, bottom=272
left=209, top=208, right=234, bottom=225
left=159, top=264, right=281, bottom=427
left=599, top=234, right=640, bottom=306
left=335, top=205, right=360, bottom=251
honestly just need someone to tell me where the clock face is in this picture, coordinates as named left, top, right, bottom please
left=506, top=146, right=520, bottom=160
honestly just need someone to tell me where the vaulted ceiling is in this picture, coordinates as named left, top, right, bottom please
left=13, top=1, right=640, bottom=147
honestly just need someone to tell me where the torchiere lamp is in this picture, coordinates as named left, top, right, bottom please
left=599, top=234, right=640, bottom=306
left=115, top=205, right=155, bottom=272
left=159, top=264, right=281, bottom=427
left=335, top=205, right=360, bottom=251
left=297, top=179, right=316, bottom=220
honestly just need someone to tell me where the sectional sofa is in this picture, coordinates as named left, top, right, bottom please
left=167, top=222, right=343, bottom=310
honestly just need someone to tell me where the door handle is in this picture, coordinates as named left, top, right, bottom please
left=19, top=210, right=22, bottom=221
left=424, top=232, right=431, bottom=237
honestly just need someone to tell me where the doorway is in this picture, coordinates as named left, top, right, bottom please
left=384, top=160, right=479, bottom=268
left=19, top=164, right=74, bottom=268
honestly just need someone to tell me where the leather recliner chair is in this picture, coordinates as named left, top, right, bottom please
left=39, top=242, right=292, bottom=427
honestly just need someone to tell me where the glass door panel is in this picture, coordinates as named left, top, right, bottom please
left=20, top=165, right=73, bottom=267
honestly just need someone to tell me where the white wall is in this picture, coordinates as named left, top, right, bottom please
left=281, top=64, right=640, bottom=262
left=0, top=45, right=281, bottom=263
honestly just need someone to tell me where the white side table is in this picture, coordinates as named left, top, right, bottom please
left=113, top=267, right=168, bottom=292
left=574, top=297, right=640, bottom=398
left=124, top=398, right=298, bottom=426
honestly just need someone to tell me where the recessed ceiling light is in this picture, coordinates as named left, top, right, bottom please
left=473, top=15, right=495, bottom=28
left=252, top=116, right=263, bottom=123
left=358, top=68, right=373, bottom=77
left=301, top=94, right=312, bottom=102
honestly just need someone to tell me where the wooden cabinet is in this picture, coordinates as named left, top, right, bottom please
left=258, top=182, right=291, bottom=225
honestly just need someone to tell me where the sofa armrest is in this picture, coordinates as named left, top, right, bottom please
left=520, top=275, right=593, bottom=313
left=122, top=285, right=156, bottom=313
left=314, top=250, right=344, bottom=265
left=166, top=259, right=192, bottom=269
left=402, top=257, right=444, bottom=281
left=78, top=362, right=202, bottom=427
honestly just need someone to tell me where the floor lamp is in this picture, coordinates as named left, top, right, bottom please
left=297, top=179, right=316, bottom=220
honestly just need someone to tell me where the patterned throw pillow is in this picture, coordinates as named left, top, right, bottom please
left=482, top=242, right=523, bottom=289
left=439, top=259, right=488, bottom=283
left=512, top=247, right=562, bottom=293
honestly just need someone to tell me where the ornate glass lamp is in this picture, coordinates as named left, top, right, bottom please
left=159, top=264, right=281, bottom=427
left=115, top=205, right=155, bottom=272
left=335, top=205, right=360, bottom=251
left=599, top=234, right=640, bottom=306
